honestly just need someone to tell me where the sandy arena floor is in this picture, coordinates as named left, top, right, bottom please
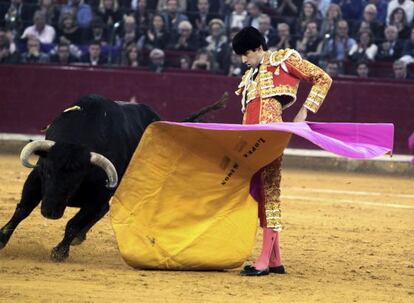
left=0, top=154, right=413, bottom=303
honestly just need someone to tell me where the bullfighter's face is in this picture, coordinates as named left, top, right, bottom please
left=241, top=46, right=264, bottom=69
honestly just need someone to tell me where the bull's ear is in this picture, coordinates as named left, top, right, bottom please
left=34, top=150, right=49, bottom=158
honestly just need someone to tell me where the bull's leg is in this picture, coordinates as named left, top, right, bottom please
left=70, top=206, right=109, bottom=246
left=0, top=170, right=42, bottom=249
left=51, top=203, right=109, bottom=261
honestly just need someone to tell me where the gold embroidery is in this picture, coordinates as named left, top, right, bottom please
left=246, top=81, right=258, bottom=102
left=269, top=49, right=301, bottom=67
left=244, top=77, right=298, bottom=104
left=260, top=98, right=283, bottom=123
left=262, top=156, right=283, bottom=231
left=286, top=53, right=332, bottom=113
left=260, top=85, right=298, bottom=100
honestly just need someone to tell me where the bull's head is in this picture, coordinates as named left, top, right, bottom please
left=20, top=140, right=118, bottom=219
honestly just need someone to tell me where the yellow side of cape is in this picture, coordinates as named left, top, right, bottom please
left=111, top=122, right=291, bottom=270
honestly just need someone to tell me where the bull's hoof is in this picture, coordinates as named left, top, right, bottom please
left=0, top=241, right=5, bottom=250
left=50, top=246, right=69, bottom=262
left=71, top=234, right=86, bottom=246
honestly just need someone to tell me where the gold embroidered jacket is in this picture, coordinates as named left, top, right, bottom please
left=235, top=49, right=332, bottom=113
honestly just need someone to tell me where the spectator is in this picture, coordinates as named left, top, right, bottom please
left=0, top=28, right=18, bottom=55
left=191, top=49, right=216, bottom=71
left=0, top=29, right=20, bottom=64
left=21, top=37, right=49, bottom=63
left=393, top=59, right=411, bottom=79
left=227, top=50, right=245, bottom=76
left=353, top=4, right=384, bottom=42
left=244, top=1, right=262, bottom=29
left=225, top=0, right=248, bottom=31
left=117, top=15, right=138, bottom=49
left=364, top=0, right=387, bottom=24
left=1, top=0, right=36, bottom=35
left=191, top=0, right=222, bottom=14
left=143, top=14, right=170, bottom=50
left=37, top=0, right=60, bottom=28
left=168, top=20, right=199, bottom=51
left=355, top=60, right=369, bottom=77
left=375, top=25, right=404, bottom=61
left=189, top=0, right=218, bottom=41
left=257, top=13, right=277, bottom=47
left=148, top=48, right=166, bottom=73
left=50, top=41, right=79, bottom=64
left=274, top=22, right=296, bottom=49
left=217, top=26, right=240, bottom=73
left=204, top=18, right=227, bottom=60
left=400, top=27, right=414, bottom=64
left=56, top=13, right=83, bottom=45
left=122, top=43, right=140, bottom=66
left=162, top=0, right=189, bottom=34
left=96, top=0, right=123, bottom=28
left=321, top=19, right=356, bottom=63
left=388, top=7, right=411, bottom=40
left=253, top=0, right=278, bottom=16
left=319, top=3, right=342, bottom=40
left=386, top=0, right=414, bottom=25
left=21, top=10, right=56, bottom=44
left=296, top=20, right=323, bottom=64
left=295, top=0, right=322, bottom=36
left=179, top=54, right=191, bottom=70
left=81, top=40, right=107, bottom=65
left=60, top=0, right=93, bottom=29
left=313, top=0, right=331, bottom=16
left=276, top=0, right=302, bottom=18
left=133, top=0, right=150, bottom=36
left=331, top=0, right=363, bottom=20
left=348, top=30, right=378, bottom=62
left=355, top=20, right=371, bottom=35
left=157, top=0, right=187, bottom=13
left=85, top=17, right=109, bottom=45
left=325, top=59, right=340, bottom=77
left=140, top=0, right=157, bottom=11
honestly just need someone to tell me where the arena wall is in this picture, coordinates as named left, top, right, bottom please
left=0, top=65, right=412, bottom=154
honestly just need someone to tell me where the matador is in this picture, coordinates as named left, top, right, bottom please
left=233, top=27, right=332, bottom=276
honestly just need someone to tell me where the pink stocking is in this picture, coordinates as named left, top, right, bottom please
left=269, top=231, right=282, bottom=267
left=253, top=228, right=277, bottom=270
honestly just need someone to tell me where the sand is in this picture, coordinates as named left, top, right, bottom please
left=0, top=154, right=413, bottom=303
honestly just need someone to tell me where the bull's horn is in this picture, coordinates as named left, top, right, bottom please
left=20, top=140, right=56, bottom=168
left=90, top=152, right=118, bottom=189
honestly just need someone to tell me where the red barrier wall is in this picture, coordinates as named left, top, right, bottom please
left=0, top=65, right=412, bottom=154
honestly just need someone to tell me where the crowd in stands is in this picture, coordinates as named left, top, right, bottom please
left=1, top=0, right=414, bottom=80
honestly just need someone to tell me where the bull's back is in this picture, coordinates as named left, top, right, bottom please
left=45, top=95, right=160, bottom=175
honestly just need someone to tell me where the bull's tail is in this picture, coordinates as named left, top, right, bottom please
left=181, top=92, right=229, bottom=122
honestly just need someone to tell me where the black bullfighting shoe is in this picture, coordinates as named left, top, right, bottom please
left=240, top=266, right=270, bottom=276
left=269, top=265, right=286, bottom=274
left=243, top=265, right=286, bottom=274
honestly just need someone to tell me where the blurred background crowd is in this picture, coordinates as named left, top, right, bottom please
left=1, top=0, right=414, bottom=79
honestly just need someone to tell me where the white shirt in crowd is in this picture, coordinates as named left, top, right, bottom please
left=230, top=11, right=247, bottom=29
left=348, top=43, right=378, bottom=61
left=21, top=25, right=56, bottom=44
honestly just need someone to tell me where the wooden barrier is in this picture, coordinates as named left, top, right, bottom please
left=0, top=64, right=412, bottom=154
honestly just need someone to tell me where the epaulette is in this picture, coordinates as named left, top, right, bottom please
left=269, top=48, right=302, bottom=67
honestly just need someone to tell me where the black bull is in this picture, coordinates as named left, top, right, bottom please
left=0, top=94, right=227, bottom=261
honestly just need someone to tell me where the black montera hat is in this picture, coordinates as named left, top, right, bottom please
left=232, top=26, right=268, bottom=55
